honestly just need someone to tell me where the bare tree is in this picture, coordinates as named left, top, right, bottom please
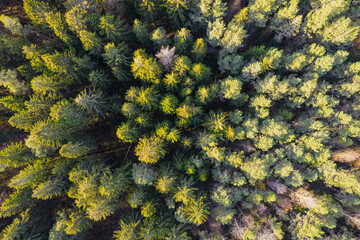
left=155, top=46, right=178, bottom=71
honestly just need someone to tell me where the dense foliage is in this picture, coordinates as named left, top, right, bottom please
left=0, top=0, right=360, bottom=239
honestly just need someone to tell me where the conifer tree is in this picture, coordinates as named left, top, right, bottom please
left=174, top=28, right=193, bottom=54
left=192, top=38, right=207, bottom=62
left=135, top=135, right=166, bottom=164
left=131, top=49, right=163, bottom=84
left=75, top=89, right=111, bottom=117
left=103, top=42, right=131, bottom=81
left=45, top=11, right=73, bottom=44
left=99, top=15, right=130, bottom=43
left=133, top=19, right=150, bottom=46
left=165, top=0, right=191, bottom=29
left=0, top=142, right=34, bottom=168
left=0, top=15, right=23, bottom=36
left=79, top=30, right=102, bottom=56
left=23, top=0, right=52, bottom=25
left=0, top=69, right=30, bottom=95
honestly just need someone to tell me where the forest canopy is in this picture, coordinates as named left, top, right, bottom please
left=0, top=0, right=360, bottom=239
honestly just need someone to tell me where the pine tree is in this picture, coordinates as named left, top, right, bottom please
left=135, top=135, right=166, bottom=164
left=0, top=142, right=34, bottom=168
left=220, top=76, right=244, bottom=100
left=160, top=94, right=179, bottom=114
left=218, top=51, right=243, bottom=75
left=165, top=0, right=191, bottom=29
left=30, top=74, right=65, bottom=95
left=131, top=49, right=163, bottom=84
left=220, top=22, right=247, bottom=54
left=0, top=15, right=23, bottom=36
left=103, top=42, right=131, bottom=81
left=75, top=89, right=111, bottom=117
left=65, top=3, right=89, bottom=34
left=32, top=179, right=66, bottom=200
left=113, top=219, right=140, bottom=240
left=62, top=209, right=92, bottom=235
left=0, top=95, right=26, bottom=112
left=88, top=70, right=112, bottom=89
left=0, top=189, right=33, bottom=218
left=45, top=11, right=72, bottom=44
left=59, top=139, right=95, bottom=158
left=189, top=63, right=211, bottom=83
left=204, top=110, right=227, bottom=133
left=99, top=15, right=130, bottom=43
left=133, top=19, right=150, bottom=46
left=117, top=121, right=140, bottom=143
left=135, top=86, right=159, bottom=110
left=132, top=162, right=157, bottom=185
left=137, top=0, right=159, bottom=22
left=191, top=38, right=207, bottom=62
left=320, top=16, right=359, bottom=46
left=9, top=159, right=48, bottom=190
left=25, top=120, right=72, bottom=149
left=189, top=0, right=227, bottom=29
left=174, top=28, right=193, bottom=54
left=184, top=196, right=209, bottom=226
left=207, top=18, right=225, bottom=47
left=172, top=56, right=192, bottom=76
left=0, top=69, right=30, bottom=95
left=23, top=0, right=52, bottom=25
left=0, top=209, right=32, bottom=240
left=150, top=27, right=168, bottom=47
left=248, top=0, right=280, bottom=27
left=79, top=30, right=102, bottom=56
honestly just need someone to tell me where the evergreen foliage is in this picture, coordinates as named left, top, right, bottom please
left=1, top=0, right=360, bottom=239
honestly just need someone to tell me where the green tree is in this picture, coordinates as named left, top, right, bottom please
left=45, top=11, right=72, bottom=44
left=150, top=27, right=168, bottom=47
left=114, top=219, right=140, bottom=240
left=99, top=15, right=129, bottom=43
left=75, top=89, right=111, bottom=117
left=133, top=19, right=150, bottom=46
left=23, top=0, right=51, bottom=25
left=32, top=179, right=66, bottom=200
left=174, top=28, right=193, bottom=54
left=0, top=142, right=33, bottom=168
left=79, top=30, right=102, bottom=56
left=65, top=3, right=89, bottom=34
left=116, top=122, right=140, bottom=143
left=135, top=135, right=166, bottom=164
left=204, top=110, right=227, bottom=133
left=165, top=0, right=191, bottom=29
left=220, top=76, right=244, bottom=100
left=320, top=16, right=359, bottom=46
left=191, top=38, right=207, bottom=62
left=0, top=15, right=23, bottom=36
left=0, top=189, right=33, bottom=218
left=184, top=196, right=209, bottom=226
left=0, top=209, right=32, bottom=240
left=137, top=0, right=159, bottom=22
left=135, top=86, right=159, bottom=110
left=248, top=0, right=279, bottom=27
left=207, top=18, right=225, bottom=47
left=160, top=94, right=179, bottom=114
left=131, top=49, right=163, bottom=84
left=103, top=42, right=131, bottom=81
left=189, top=63, right=211, bottom=83
left=220, top=22, right=247, bottom=54
left=0, top=69, right=30, bottom=95
left=59, top=139, right=95, bottom=158
left=132, top=162, right=157, bottom=185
